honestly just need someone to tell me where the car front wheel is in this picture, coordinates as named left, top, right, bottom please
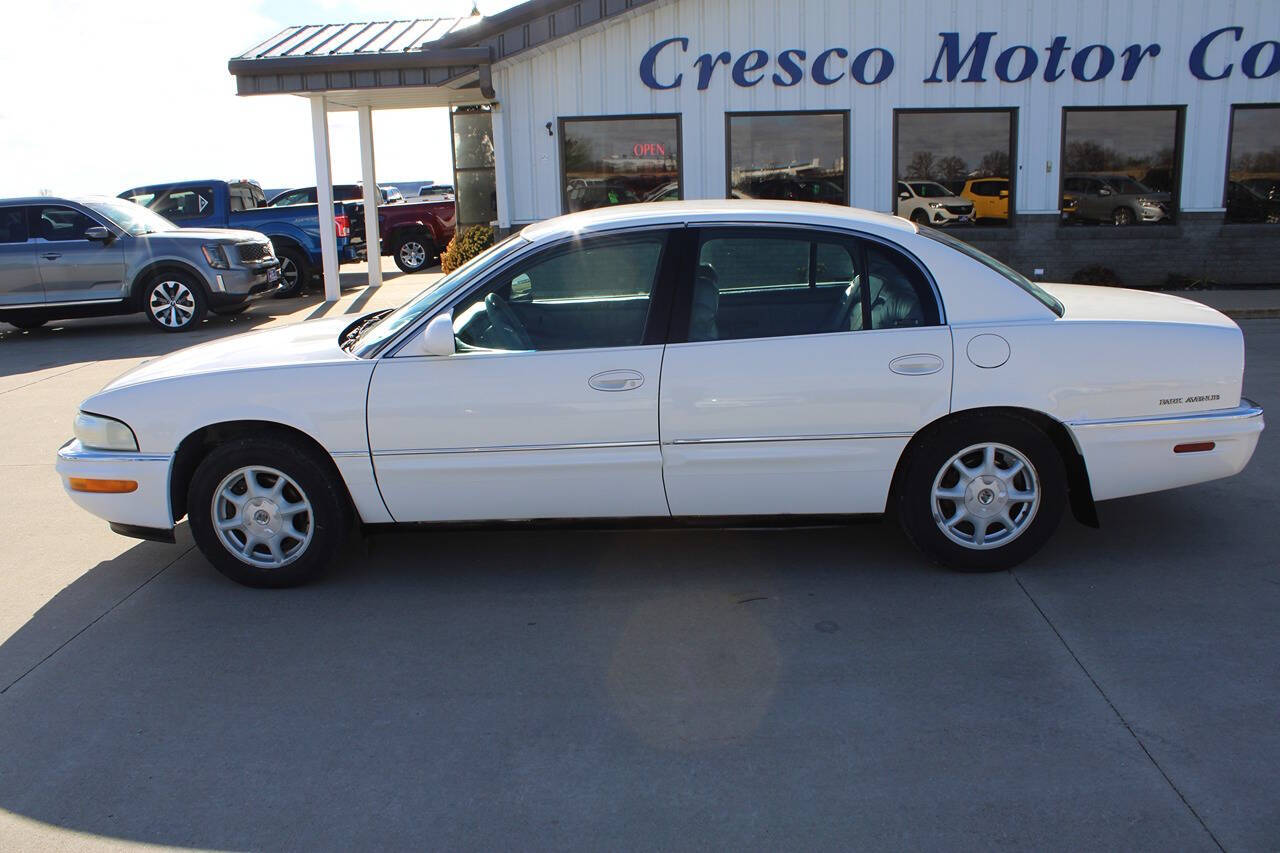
left=187, top=438, right=351, bottom=587
left=144, top=273, right=207, bottom=332
left=895, top=414, right=1066, bottom=572
left=1112, top=207, right=1135, bottom=226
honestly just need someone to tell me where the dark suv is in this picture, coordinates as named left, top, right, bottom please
left=0, top=197, right=279, bottom=332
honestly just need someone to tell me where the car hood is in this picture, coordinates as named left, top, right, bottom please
left=144, top=228, right=270, bottom=243
left=1039, top=283, right=1237, bottom=329
left=101, top=317, right=358, bottom=391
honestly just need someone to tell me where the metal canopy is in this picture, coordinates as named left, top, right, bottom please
left=229, top=0, right=662, bottom=104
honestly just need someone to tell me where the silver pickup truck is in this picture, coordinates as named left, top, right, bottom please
left=0, top=196, right=280, bottom=332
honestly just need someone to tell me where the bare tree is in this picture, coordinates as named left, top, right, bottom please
left=937, top=155, right=968, bottom=180
left=905, top=151, right=936, bottom=180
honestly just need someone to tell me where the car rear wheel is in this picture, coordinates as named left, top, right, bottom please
left=143, top=272, right=206, bottom=332
left=1112, top=207, right=1135, bottom=226
left=393, top=233, right=435, bottom=273
left=895, top=414, right=1066, bottom=572
left=273, top=248, right=308, bottom=298
left=187, top=438, right=351, bottom=588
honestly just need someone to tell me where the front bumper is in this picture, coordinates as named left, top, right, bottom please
left=56, top=439, right=174, bottom=531
left=208, top=264, right=282, bottom=308
left=1068, top=399, right=1264, bottom=501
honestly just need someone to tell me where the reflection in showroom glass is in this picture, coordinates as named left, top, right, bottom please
left=561, top=116, right=680, bottom=212
left=727, top=112, right=847, bottom=205
left=894, top=110, right=1014, bottom=227
left=1225, top=106, right=1280, bottom=225
left=1060, top=108, right=1181, bottom=226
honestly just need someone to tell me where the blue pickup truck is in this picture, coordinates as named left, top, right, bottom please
left=118, top=180, right=365, bottom=297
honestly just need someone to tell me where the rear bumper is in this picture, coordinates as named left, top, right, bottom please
left=56, top=439, right=174, bottom=531
left=1068, top=399, right=1264, bottom=501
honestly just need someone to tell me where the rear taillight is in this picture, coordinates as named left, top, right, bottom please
left=334, top=215, right=350, bottom=238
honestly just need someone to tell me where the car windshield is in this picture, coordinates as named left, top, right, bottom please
left=1105, top=178, right=1151, bottom=195
left=351, top=233, right=529, bottom=357
left=920, top=227, right=1064, bottom=317
left=909, top=182, right=952, bottom=198
left=85, top=199, right=179, bottom=235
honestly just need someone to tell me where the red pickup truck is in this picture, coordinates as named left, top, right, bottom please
left=353, top=198, right=456, bottom=274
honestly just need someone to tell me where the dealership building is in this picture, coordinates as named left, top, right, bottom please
left=230, top=0, right=1280, bottom=297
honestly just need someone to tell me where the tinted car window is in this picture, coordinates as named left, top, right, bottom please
left=148, top=187, right=213, bottom=220
left=691, top=234, right=861, bottom=342
left=452, top=235, right=666, bottom=352
left=269, top=189, right=313, bottom=207
left=31, top=205, right=97, bottom=242
left=859, top=244, right=933, bottom=330
left=0, top=207, right=29, bottom=243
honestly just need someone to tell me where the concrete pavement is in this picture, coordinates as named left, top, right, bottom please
left=0, top=260, right=1277, bottom=850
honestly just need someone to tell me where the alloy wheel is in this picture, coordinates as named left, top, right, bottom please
left=148, top=280, right=197, bottom=328
left=930, top=443, right=1041, bottom=550
left=211, top=466, right=314, bottom=568
left=399, top=240, right=427, bottom=270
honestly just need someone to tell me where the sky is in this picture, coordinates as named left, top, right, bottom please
left=0, top=0, right=524, bottom=198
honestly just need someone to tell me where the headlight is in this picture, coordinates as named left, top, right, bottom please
left=74, top=412, right=138, bottom=452
left=1136, top=198, right=1161, bottom=208
left=201, top=244, right=230, bottom=269
left=927, top=202, right=943, bottom=208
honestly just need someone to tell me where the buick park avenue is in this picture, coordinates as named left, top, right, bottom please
left=57, top=201, right=1263, bottom=587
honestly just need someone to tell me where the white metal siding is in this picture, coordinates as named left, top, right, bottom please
left=493, top=0, right=1280, bottom=225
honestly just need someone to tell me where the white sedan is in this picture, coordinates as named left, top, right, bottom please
left=57, top=201, right=1264, bottom=587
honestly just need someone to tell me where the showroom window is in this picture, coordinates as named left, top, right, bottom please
left=686, top=230, right=937, bottom=343
left=453, top=106, right=498, bottom=227
left=893, top=109, right=1016, bottom=227
left=1060, top=107, right=1183, bottom=226
left=452, top=233, right=668, bottom=351
left=560, top=115, right=681, bottom=213
left=726, top=111, right=848, bottom=205
left=1224, top=105, right=1280, bottom=224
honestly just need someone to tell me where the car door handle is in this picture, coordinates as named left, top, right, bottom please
left=588, top=369, right=644, bottom=392
left=42, top=252, right=61, bottom=260
left=889, top=354, right=944, bottom=376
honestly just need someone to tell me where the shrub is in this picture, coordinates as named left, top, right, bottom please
left=440, top=225, right=495, bottom=273
left=1070, top=264, right=1123, bottom=287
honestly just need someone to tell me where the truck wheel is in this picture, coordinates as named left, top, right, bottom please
left=274, top=248, right=309, bottom=298
left=143, top=272, right=207, bottom=332
left=393, top=233, right=435, bottom=273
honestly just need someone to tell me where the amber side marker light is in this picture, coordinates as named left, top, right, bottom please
left=68, top=478, right=138, bottom=494
left=1174, top=442, right=1216, bottom=454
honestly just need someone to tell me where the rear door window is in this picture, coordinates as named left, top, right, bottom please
left=0, top=207, right=29, bottom=243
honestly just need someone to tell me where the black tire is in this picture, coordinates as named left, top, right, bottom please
left=273, top=248, right=309, bottom=298
left=392, top=232, right=436, bottom=273
left=187, top=437, right=351, bottom=588
left=212, top=303, right=251, bottom=317
left=1112, top=207, right=1135, bottom=226
left=5, top=316, right=46, bottom=330
left=895, top=413, right=1066, bottom=572
left=910, top=208, right=930, bottom=224
left=142, top=271, right=207, bottom=333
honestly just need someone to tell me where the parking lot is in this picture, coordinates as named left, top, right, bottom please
left=0, top=267, right=1276, bottom=850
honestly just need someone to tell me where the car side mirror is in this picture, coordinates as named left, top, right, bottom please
left=412, top=312, right=456, bottom=357
left=85, top=226, right=112, bottom=243
left=1097, top=187, right=1112, bottom=197
left=898, top=192, right=911, bottom=201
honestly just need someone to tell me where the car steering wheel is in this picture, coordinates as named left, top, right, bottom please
left=483, top=292, right=534, bottom=350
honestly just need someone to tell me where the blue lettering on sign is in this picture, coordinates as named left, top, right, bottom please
left=636, top=28, right=1274, bottom=90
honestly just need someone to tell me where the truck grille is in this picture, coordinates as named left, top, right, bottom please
left=237, top=241, right=274, bottom=263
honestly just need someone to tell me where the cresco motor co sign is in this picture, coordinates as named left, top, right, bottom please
left=639, top=28, right=1280, bottom=90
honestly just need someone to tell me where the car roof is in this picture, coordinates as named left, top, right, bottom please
left=0, top=195, right=120, bottom=206
left=521, top=200, right=917, bottom=242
